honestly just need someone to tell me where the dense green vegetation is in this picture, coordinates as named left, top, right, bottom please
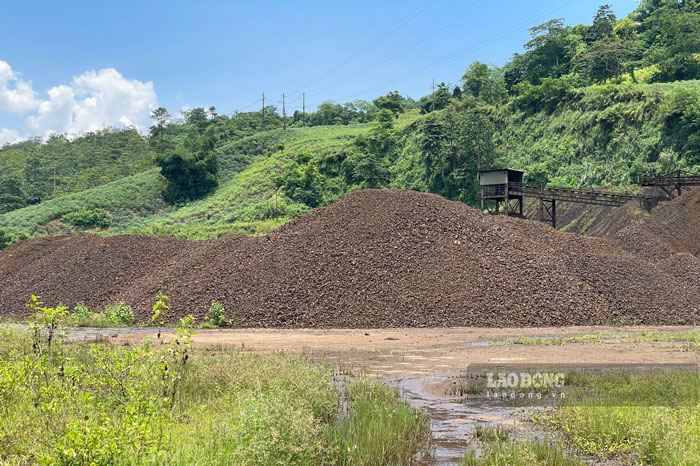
left=0, top=300, right=429, bottom=465
left=0, top=129, right=154, bottom=214
left=537, top=368, right=700, bottom=465
left=1, top=2, right=699, bottom=247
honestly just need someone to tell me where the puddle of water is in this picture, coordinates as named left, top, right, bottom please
left=390, top=375, right=530, bottom=465
left=3, top=324, right=162, bottom=343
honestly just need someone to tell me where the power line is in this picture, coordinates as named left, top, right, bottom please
left=285, top=0, right=436, bottom=97
left=332, top=0, right=573, bottom=102
left=267, top=3, right=400, bottom=97
left=307, top=0, right=489, bottom=97
left=237, top=98, right=262, bottom=112
left=231, top=0, right=572, bottom=117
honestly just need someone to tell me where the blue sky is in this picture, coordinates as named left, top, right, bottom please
left=0, top=0, right=637, bottom=143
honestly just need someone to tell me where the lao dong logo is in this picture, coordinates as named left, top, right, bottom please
left=486, top=371, right=566, bottom=390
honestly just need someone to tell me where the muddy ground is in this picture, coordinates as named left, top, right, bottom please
left=111, top=325, right=699, bottom=465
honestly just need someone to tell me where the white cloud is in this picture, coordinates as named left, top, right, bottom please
left=0, top=128, right=21, bottom=145
left=0, top=60, right=158, bottom=141
left=26, top=68, right=158, bottom=138
left=0, top=60, right=39, bottom=113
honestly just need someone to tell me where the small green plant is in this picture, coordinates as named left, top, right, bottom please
left=26, top=294, right=69, bottom=355
left=206, top=300, right=229, bottom=327
left=475, top=424, right=511, bottom=442
left=163, top=314, right=196, bottom=407
left=72, top=301, right=91, bottom=319
left=104, top=301, right=134, bottom=325
left=152, top=292, right=169, bottom=339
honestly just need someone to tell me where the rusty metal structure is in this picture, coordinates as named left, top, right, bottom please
left=639, top=170, right=700, bottom=199
left=479, top=168, right=639, bottom=228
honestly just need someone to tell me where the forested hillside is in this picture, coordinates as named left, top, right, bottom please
left=1, top=1, right=699, bottom=248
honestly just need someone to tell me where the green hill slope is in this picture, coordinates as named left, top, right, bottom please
left=0, top=170, right=165, bottom=236
left=2, top=79, right=699, bottom=243
left=494, top=80, right=700, bottom=187
left=0, top=114, right=419, bottom=239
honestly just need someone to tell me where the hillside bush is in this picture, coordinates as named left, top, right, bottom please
left=279, top=152, right=324, bottom=208
left=156, top=147, right=218, bottom=202
left=0, top=228, right=13, bottom=250
left=72, top=301, right=91, bottom=319
left=62, top=208, right=112, bottom=229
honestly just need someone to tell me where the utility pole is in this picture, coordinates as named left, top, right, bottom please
left=261, top=93, right=265, bottom=130
left=282, top=93, right=287, bottom=130
left=302, top=92, right=306, bottom=127
left=431, top=78, right=435, bottom=112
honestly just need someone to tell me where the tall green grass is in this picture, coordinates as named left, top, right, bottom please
left=462, top=425, right=583, bottom=466
left=539, top=369, right=700, bottom=464
left=0, top=326, right=429, bottom=465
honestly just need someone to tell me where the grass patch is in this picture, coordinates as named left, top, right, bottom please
left=537, top=369, right=700, bottom=464
left=0, top=324, right=429, bottom=465
left=462, top=425, right=583, bottom=465
left=493, top=330, right=700, bottom=349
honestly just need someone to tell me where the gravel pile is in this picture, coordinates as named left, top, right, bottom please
left=1, top=189, right=698, bottom=327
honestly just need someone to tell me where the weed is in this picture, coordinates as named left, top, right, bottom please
left=152, top=291, right=169, bottom=337
left=540, top=369, right=700, bottom=464
left=103, top=301, right=134, bottom=325
left=72, top=301, right=91, bottom=319
left=206, top=300, right=229, bottom=327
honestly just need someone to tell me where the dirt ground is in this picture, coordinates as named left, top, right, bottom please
left=113, top=325, right=700, bottom=464
left=115, top=325, right=700, bottom=379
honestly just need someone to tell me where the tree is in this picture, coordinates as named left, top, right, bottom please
left=310, top=101, right=348, bottom=126
left=461, top=62, right=507, bottom=103
left=0, top=175, right=27, bottom=214
left=150, top=107, right=171, bottom=135
left=279, top=152, right=323, bottom=207
left=434, top=83, right=453, bottom=110
left=344, top=109, right=394, bottom=188
left=373, top=91, right=405, bottom=116
left=523, top=19, right=575, bottom=83
left=578, top=37, right=640, bottom=83
left=503, top=54, right=528, bottom=91
left=182, top=108, right=210, bottom=133
left=418, top=108, right=495, bottom=203
left=587, top=5, right=617, bottom=43
left=150, top=107, right=172, bottom=153
left=0, top=229, right=14, bottom=251
left=644, top=11, right=700, bottom=81
left=156, top=146, right=218, bottom=202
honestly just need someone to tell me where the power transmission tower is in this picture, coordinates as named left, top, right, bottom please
left=282, top=93, right=287, bottom=130
left=431, top=78, right=435, bottom=112
left=261, top=93, right=265, bottom=130
left=302, top=92, right=306, bottom=127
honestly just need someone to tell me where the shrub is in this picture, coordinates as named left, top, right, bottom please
left=62, top=208, right=112, bottom=229
left=156, top=147, right=218, bottom=202
left=0, top=228, right=14, bottom=250
left=207, top=300, right=228, bottom=327
left=104, top=301, right=134, bottom=326
left=513, top=78, right=577, bottom=113
left=73, top=301, right=91, bottom=319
